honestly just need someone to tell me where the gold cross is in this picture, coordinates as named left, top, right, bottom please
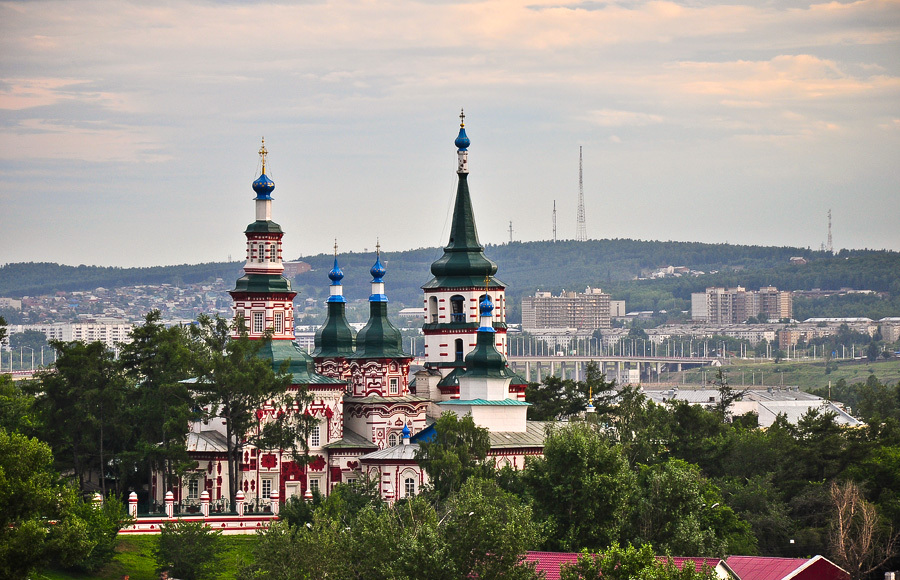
left=258, top=137, right=268, bottom=173
left=460, top=108, right=465, bottom=128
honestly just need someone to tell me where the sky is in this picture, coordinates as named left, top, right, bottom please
left=1, top=0, right=898, bottom=268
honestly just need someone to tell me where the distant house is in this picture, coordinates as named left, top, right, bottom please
left=789, top=257, right=808, bottom=265
left=725, top=555, right=849, bottom=580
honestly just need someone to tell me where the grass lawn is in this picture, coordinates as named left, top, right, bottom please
left=668, top=357, right=900, bottom=391
left=34, top=534, right=259, bottom=580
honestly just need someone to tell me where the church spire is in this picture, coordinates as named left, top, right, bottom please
left=424, top=112, right=501, bottom=290
left=462, top=293, right=512, bottom=379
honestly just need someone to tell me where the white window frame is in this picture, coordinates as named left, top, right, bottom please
left=274, top=311, right=284, bottom=334
left=310, top=425, right=320, bottom=448
left=389, top=377, right=399, bottom=395
left=309, top=478, right=320, bottom=493
left=269, top=244, right=277, bottom=262
left=388, top=433, right=398, bottom=447
left=404, top=477, right=416, bottom=498
left=261, top=478, right=272, bottom=499
left=188, top=478, right=199, bottom=500
left=252, top=311, right=265, bottom=334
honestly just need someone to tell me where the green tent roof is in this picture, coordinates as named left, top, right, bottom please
left=312, top=301, right=356, bottom=357
left=350, top=301, right=408, bottom=360
left=423, top=173, right=504, bottom=289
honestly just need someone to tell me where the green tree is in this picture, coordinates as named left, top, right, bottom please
left=155, top=519, right=225, bottom=580
left=631, top=458, right=756, bottom=557
left=187, top=314, right=303, bottom=509
left=523, top=422, right=636, bottom=551
left=119, top=310, right=198, bottom=501
left=559, top=543, right=718, bottom=580
left=30, top=340, right=130, bottom=495
left=0, top=374, right=37, bottom=434
left=0, top=428, right=61, bottom=579
left=414, top=411, right=492, bottom=500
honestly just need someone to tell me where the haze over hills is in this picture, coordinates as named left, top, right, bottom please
left=2, top=239, right=899, bottom=318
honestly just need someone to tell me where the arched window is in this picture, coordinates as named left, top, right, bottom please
left=450, top=295, right=465, bottom=323
left=428, top=296, right=439, bottom=323
left=455, top=338, right=464, bottom=362
left=388, top=433, right=398, bottom=447
left=404, top=477, right=416, bottom=498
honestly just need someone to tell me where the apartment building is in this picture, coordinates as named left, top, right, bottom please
left=521, top=287, right=612, bottom=332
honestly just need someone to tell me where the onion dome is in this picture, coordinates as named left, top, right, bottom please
left=455, top=108, right=470, bottom=151
left=252, top=138, right=275, bottom=200
left=478, top=294, right=495, bottom=333
left=313, top=242, right=356, bottom=357
left=402, top=424, right=411, bottom=439
left=351, top=245, right=407, bottom=360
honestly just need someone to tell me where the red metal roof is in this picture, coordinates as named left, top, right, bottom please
left=726, top=555, right=849, bottom=580
left=524, top=551, right=724, bottom=580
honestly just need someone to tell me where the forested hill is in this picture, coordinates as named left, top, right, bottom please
left=3, top=241, right=898, bottom=308
left=0, top=262, right=243, bottom=298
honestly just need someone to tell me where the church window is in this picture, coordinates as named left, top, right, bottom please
left=188, top=478, right=199, bottom=500
left=257, top=243, right=265, bottom=263
left=389, top=377, right=399, bottom=395
left=450, top=295, right=465, bottom=322
left=252, top=311, right=264, bottom=334
left=404, top=477, right=416, bottom=498
left=428, top=296, right=439, bottom=323
left=309, top=478, right=320, bottom=493
left=455, top=339, right=464, bottom=362
left=269, top=244, right=277, bottom=262
left=274, top=312, right=284, bottom=334
left=310, top=425, right=320, bottom=447
left=261, top=478, right=272, bottom=499
left=388, top=433, right=398, bottom=447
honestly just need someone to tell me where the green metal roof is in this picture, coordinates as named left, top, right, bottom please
left=323, top=428, right=378, bottom=450
left=245, top=220, right=283, bottom=234
left=231, top=273, right=292, bottom=293
left=256, top=339, right=345, bottom=386
left=460, top=329, right=514, bottom=379
left=312, top=301, right=356, bottom=357
left=440, top=398, right=530, bottom=406
left=423, top=173, right=504, bottom=289
left=349, top=301, right=408, bottom=360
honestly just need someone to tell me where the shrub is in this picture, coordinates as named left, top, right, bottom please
left=154, top=519, right=224, bottom=580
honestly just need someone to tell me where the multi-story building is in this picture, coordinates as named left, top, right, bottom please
left=692, top=286, right=793, bottom=323
left=521, top=287, right=611, bottom=332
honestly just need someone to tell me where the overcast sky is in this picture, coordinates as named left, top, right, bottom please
left=1, top=0, right=898, bottom=268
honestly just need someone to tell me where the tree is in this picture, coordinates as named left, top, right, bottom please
left=0, top=374, right=37, bottom=434
left=712, top=369, right=747, bottom=422
left=560, top=543, right=719, bottom=580
left=187, top=314, right=301, bottom=509
left=0, top=428, right=128, bottom=577
left=155, top=519, right=225, bottom=580
left=414, top=411, right=492, bottom=500
left=867, top=341, right=880, bottom=362
left=523, top=422, right=636, bottom=551
left=829, top=480, right=900, bottom=580
left=119, top=310, right=198, bottom=501
left=631, top=458, right=755, bottom=557
left=30, top=340, right=130, bottom=496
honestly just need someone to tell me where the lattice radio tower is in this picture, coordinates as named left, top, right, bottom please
left=826, top=209, right=833, bottom=254
left=509, top=221, right=514, bottom=243
left=552, top=200, right=557, bottom=242
left=575, top=146, right=587, bottom=242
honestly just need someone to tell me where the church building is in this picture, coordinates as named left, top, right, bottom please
left=165, top=113, right=545, bottom=508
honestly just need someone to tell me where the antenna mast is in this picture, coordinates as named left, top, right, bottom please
left=552, top=200, right=557, bottom=242
left=826, top=209, right=833, bottom=254
left=508, top=221, right=514, bottom=243
left=576, top=146, right=587, bottom=242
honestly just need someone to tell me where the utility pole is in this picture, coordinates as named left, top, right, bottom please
left=826, top=209, right=833, bottom=254
left=508, top=221, right=514, bottom=244
left=575, top=146, right=586, bottom=242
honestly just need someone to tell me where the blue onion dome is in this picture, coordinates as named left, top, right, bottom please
left=455, top=108, right=470, bottom=150
left=480, top=294, right=494, bottom=317
left=402, top=424, right=411, bottom=438
left=370, top=254, right=386, bottom=283
left=252, top=172, right=274, bottom=200
left=328, top=257, right=344, bottom=284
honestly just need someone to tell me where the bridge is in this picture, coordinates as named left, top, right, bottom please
left=505, top=355, right=720, bottom=383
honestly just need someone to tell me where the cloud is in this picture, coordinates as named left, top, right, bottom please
left=585, top=108, right=665, bottom=126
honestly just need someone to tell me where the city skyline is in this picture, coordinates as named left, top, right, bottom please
left=2, top=0, right=898, bottom=267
